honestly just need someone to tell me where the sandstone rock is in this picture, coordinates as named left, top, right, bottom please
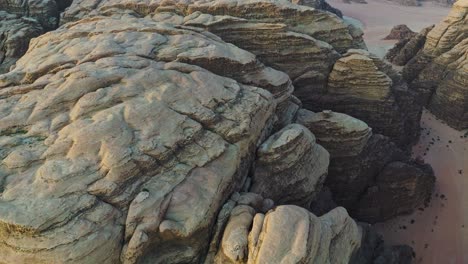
left=296, top=109, right=372, bottom=157
left=250, top=124, right=330, bottom=207
left=383, top=24, right=417, bottom=40
left=0, top=15, right=283, bottom=264
left=214, top=203, right=362, bottom=264
left=297, top=109, right=435, bottom=222
left=0, top=0, right=69, bottom=30
left=400, top=0, right=468, bottom=129
left=0, top=12, right=43, bottom=74
left=289, top=0, right=343, bottom=17
left=305, top=49, right=421, bottom=146
left=386, top=25, right=434, bottom=66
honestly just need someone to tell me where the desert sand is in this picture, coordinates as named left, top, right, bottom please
left=328, top=0, right=450, bottom=57
left=375, top=111, right=468, bottom=264
left=325, top=1, right=468, bottom=263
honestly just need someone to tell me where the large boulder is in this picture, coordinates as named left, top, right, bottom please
left=307, top=49, right=422, bottom=147
left=0, top=15, right=282, bottom=264
left=250, top=124, right=330, bottom=207
left=297, top=109, right=435, bottom=223
left=0, top=11, right=43, bottom=74
left=212, top=197, right=362, bottom=264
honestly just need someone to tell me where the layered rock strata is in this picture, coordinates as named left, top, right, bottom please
left=308, top=49, right=422, bottom=146
left=398, top=0, right=468, bottom=129
left=0, top=0, right=67, bottom=30
left=250, top=124, right=330, bottom=207
left=297, top=109, right=435, bottom=223
left=0, top=15, right=284, bottom=264
left=0, top=12, right=43, bottom=74
left=385, top=25, right=434, bottom=66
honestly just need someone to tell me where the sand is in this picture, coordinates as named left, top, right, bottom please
left=324, top=1, right=468, bottom=263
left=375, top=111, right=468, bottom=264
left=328, top=0, right=450, bottom=57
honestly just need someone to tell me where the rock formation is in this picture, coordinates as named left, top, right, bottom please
left=386, top=25, right=434, bottom=66
left=0, top=12, right=43, bottom=74
left=383, top=24, right=417, bottom=40
left=393, top=0, right=468, bottom=129
left=0, top=15, right=282, bottom=263
left=0, top=0, right=71, bottom=30
left=297, top=109, right=435, bottom=223
left=211, top=194, right=362, bottom=264
left=0, top=0, right=439, bottom=262
left=250, top=124, right=329, bottom=207
left=307, top=49, right=422, bottom=146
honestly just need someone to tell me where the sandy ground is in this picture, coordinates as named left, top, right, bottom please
left=328, top=0, right=450, bottom=57
left=374, top=111, right=468, bottom=264
left=323, top=1, right=468, bottom=263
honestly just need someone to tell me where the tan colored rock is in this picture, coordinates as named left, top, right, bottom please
left=246, top=206, right=361, bottom=264
left=250, top=124, right=330, bottom=207
left=402, top=0, right=468, bottom=129
left=211, top=196, right=362, bottom=264
left=296, top=109, right=372, bottom=157
left=0, top=15, right=280, bottom=264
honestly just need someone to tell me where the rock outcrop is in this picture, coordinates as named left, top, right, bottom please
left=0, top=15, right=282, bottom=264
left=250, top=124, right=329, bottom=207
left=290, top=0, right=344, bottom=17
left=396, top=0, right=468, bottom=129
left=0, top=0, right=71, bottom=30
left=0, top=0, right=440, bottom=262
left=212, top=195, right=362, bottom=264
left=307, top=49, right=422, bottom=146
left=386, top=25, right=434, bottom=66
left=297, top=109, right=435, bottom=223
left=383, top=25, right=417, bottom=40
left=0, top=12, right=43, bottom=74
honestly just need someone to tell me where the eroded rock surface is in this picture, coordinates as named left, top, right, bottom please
left=386, top=25, right=434, bottom=66
left=212, top=196, right=362, bottom=264
left=250, top=124, right=329, bottom=207
left=395, top=0, right=468, bottom=129
left=307, top=49, right=422, bottom=146
left=0, top=15, right=282, bottom=264
left=0, top=0, right=71, bottom=30
left=297, top=109, right=435, bottom=223
left=0, top=11, right=43, bottom=74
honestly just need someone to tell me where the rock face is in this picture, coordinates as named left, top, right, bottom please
left=0, top=15, right=282, bottom=264
left=0, top=12, right=43, bottom=74
left=250, top=124, right=329, bottom=207
left=386, top=25, right=434, bottom=66
left=212, top=195, right=362, bottom=264
left=0, top=0, right=67, bottom=30
left=297, top=109, right=435, bottom=223
left=396, top=0, right=468, bottom=129
left=0, top=0, right=439, bottom=262
left=383, top=24, right=417, bottom=40
left=307, top=49, right=422, bottom=147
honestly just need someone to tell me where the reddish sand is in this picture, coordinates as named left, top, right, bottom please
left=324, top=1, right=468, bottom=263
left=374, top=111, right=468, bottom=264
left=328, top=0, right=450, bottom=57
